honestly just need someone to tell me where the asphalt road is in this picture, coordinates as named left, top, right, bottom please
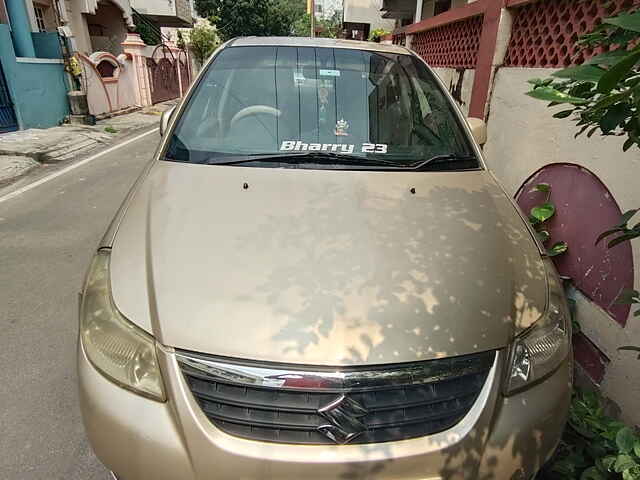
left=0, top=130, right=159, bottom=479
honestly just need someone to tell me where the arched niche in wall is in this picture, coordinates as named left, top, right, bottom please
left=89, top=52, right=122, bottom=82
left=516, top=163, right=634, bottom=326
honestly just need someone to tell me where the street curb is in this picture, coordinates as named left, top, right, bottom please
left=0, top=127, right=159, bottom=204
left=0, top=157, right=39, bottom=187
left=0, top=122, right=160, bottom=187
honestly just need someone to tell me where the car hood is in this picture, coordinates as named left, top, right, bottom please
left=109, top=161, right=547, bottom=366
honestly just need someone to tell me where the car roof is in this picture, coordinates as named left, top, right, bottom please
left=229, top=36, right=411, bottom=55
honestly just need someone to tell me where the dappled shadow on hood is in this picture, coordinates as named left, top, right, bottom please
left=238, top=171, right=545, bottom=365
left=232, top=170, right=556, bottom=479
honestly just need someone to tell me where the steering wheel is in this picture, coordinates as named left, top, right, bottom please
left=229, top=105, right=281, bottom=131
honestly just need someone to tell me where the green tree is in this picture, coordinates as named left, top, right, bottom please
left=133, top=15, right=161, bottom=45
left=193, top=0, right=292, bottom=41
left=176, top=30, right=186, bottom=50
left=369, top=28, right=390, bottom=43
left=275, top=0, right=306, bottom=28
left=187, top=21, right=220, bottom=67
left=292, top=10, right=342, bottom=38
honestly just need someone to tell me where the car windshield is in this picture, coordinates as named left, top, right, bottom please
left=165, top=45, right=478, bottom=170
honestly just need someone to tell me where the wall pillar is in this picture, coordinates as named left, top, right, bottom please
left=414, top=0, right=424, bottom=23
left=121, top=33, right=152, bottom=107
left=5, top=0, right=36, bottom=57
left=468, top=0, right=509, bottom=119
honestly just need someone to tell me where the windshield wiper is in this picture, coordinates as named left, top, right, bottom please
left=205, top=152, right=408, bottom=168
left=184, top=152, right=478, bottom=170
left=406, top=154, right=478, bottom=170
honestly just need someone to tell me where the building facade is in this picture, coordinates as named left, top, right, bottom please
left=0, top=0, right=68, bottom=131
left=343, top=0, right=395, bottom=40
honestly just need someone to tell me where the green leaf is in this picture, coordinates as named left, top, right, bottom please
left=548, top=241, right=569, bottom=256
left=598, top=49, right=640, bottom=94
left=617, top=427, right=638, bottom=453
left=551, top=457, right=579, bottom=475
left=596, top=227, right=625, bottom=245
left=608, top=232, right=640, bottom=248
left=603, top=455, right=618, bottom=471
left=600, top=103, right=631, bottom=133
left=634, top=441, right=640, bottom=457
left=553, top=109, right=575, bottom=118
left=537, top=230, right=550, bottom=243
left=581, top=466, right=607, bottom=480
left=530, top=183, right=551, bottom=193
left=527, top=77, right=555, bottom=87
left=624, top=138, right=635, bottom=151
left=553, top=65, right=607, bottom=83
left=615, top=454, right=637, bottom=473
left=604, top=11, right=640, bottom=33
left=527, top=86, right=591, bottom=104
left=586, top=50, right=631, bottom=66
left=588, top=90, right=633, bottom=112
left=619, top=209, right=640, bottom=226
left=575, top=124, right=590, bottom=138
left=623, top=465, right=640, bottom=480
left=531, top=202, right=556, bottom=222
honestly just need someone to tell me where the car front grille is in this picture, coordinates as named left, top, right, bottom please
left=176, top=350, right=495, bottom=445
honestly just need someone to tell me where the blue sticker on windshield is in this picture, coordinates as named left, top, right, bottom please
left=319, top=69, right=340, bottom=77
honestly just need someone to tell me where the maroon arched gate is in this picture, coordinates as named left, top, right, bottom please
left=516, top=163, right=634, bottom=326
left=146, top=44, right=191, bottom=104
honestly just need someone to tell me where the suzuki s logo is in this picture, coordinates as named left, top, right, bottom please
left=317, top=395, right=368, bottom=444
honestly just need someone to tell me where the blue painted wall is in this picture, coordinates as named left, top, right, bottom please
left=32, top=32, right=63, bottom=59
left=4, top=0, right=35, bottom=57
left=0, top=25, right=69, bottom=129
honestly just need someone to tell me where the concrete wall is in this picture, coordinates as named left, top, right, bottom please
left=344, top=0, right=396, bottom=30
left=65, top=0, right=132, bottom=54
left=484, top=67, right=640, bottom=425
left=432, top=67, right=475, bottom=116
left=130, top=0, right=175, bottom=18
left=77, top=50, right=140, bottom=116
left=0, top=24, right=69, bottom=129
left=85, top=2, right=128, bottom=55
left=33, top=0, right=57, bottom=31
left=419, top=0, right=472, bottom=21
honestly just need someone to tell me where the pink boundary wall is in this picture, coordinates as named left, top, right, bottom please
left=77, top=33, right=189, bottom=116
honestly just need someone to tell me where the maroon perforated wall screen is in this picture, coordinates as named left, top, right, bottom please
left=505, top=0, right=640, bottom=68
left=392, top=32, right=406, bottom=46
left=412, top=15, right=483, bottom=68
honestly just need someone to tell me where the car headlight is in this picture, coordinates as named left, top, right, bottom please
left=79, top=249, right=166, bottom=401
left=505, top=258, right=570, bottom=395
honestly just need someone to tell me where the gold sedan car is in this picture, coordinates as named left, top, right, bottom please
left=78, top=37, right=572, bottom=480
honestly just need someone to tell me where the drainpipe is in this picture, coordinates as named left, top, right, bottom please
left=5, top=0, right=36, bottom=57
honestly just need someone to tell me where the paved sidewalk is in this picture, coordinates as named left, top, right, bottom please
left=0, top=101, right=176, bottom=186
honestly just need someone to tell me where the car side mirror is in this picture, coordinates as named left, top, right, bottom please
left=466, top=117, right=487, bottom=145
left=160, top=106, right=176, bottom=137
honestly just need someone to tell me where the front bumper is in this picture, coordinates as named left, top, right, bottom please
left=78, top=344, right=571, bottom=480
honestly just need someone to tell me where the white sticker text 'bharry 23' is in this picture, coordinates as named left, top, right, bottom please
left=280, top=141, right=388, bottom=154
